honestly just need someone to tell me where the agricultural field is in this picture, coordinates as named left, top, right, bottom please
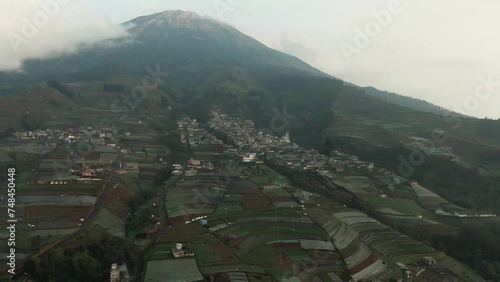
left=245, top=165, right=289, bottom=186
left=412, top=184, right=463, bottom=211
left=144, top=258, right=204, bottom=282
left=362, top=193, right=429, bottom=217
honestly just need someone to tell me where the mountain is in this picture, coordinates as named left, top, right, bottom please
left=1, top=10, right=500, bottom=216
left=2, top=10, right=500, bottom=280
left=361, top=86, right=467, bottom=117
left=0, top=11, right=327, bottom=86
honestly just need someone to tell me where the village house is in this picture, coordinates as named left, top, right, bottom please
left=419, top=257, right=437, bottom=268
left=172, top=243, right=195, bottom=258
left=82, top=169, right=97, bottom=178
left=120, top=162, right=139, bottom=173
left=110, top=263, right=129, bottom=282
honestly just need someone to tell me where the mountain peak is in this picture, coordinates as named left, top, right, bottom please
left=150, top=10, right=202, bottom=24
left=125, top=10, right=227, bottom=34
left=157, top=10, right=200, bottom=18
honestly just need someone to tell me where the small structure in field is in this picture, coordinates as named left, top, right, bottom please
left=172, top=243, right=195, bottom=258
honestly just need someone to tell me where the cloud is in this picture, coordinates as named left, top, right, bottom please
left=0, top=0, right=128, bottom=72
left=278, top=34, right=318, bottom=65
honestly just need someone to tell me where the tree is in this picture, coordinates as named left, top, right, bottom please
left=71, top=251, right=101, bottom=281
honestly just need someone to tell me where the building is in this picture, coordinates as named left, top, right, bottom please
left=110, top=263, right=129, bottom=282
left=242, top=153, right=256, bottom=163
left=419, top=257, right=437, bottom=268
left=281, top=131, right=291, bottom=144
left=35, top=179, right=50, bottom=185
left=185, top=169, right=198, bottom=177
left=187, top=159, right=201, bottom=167
left=172, top=243, right=195, bottom=258
left=82, top=169, right=97, bottom=178
left=120, top=162, right=139, bottom=173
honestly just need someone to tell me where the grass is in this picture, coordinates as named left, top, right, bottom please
left=149, top=243, right=175, bottom=261
left=317, top=273, right=335, bottom=282
left=363, top=194, right=427, bottom=216
left=240, top=243, right=276, bottom=266
left=247, top=165, right=289, bottom=186
left=194, top=241, right=223, bottom=267
left=16, top=183, right=99, bottom=195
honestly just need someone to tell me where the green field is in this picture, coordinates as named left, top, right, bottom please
left=363, top=193, right=428, bottom=216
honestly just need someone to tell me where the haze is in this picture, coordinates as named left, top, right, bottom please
left=1, top=0, right=499, bottom=118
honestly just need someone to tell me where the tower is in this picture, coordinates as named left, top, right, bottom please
left=282, top=131, right=290, bottom=144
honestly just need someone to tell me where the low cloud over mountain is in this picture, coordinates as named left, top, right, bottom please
left=0, top=0, right=127, bottom=72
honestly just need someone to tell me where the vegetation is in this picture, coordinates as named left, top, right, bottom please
left=153, top=166, right=172, bottom=187
left=23, top=232, right=126, bottom=282
left=0, top=10, right=499, bottom=282
left=363, top=86, right=466, bottom=117
left=21, top=113, right=44, bottom=131
left=47, top=80, right=75, bottom=98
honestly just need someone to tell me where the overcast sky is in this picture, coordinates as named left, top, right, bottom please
left=1, top=0, right=499, bottom=118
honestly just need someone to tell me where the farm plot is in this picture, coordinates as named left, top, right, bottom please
left=8, top=144, right=53, bottom=155
left=243, top=194, right=273, bottom=209
left=0, top=151, right=13, bottom=162
left=225, top=221, right=330, bottom=266
left=144, top=259, right=204, bottom=282
left=349, top=254, right=386, bottom=282
left=148, top=243, right=175, bottom=261
left=116, top=173, right=141, bottom=195
left=195, top=238, right=241, bottom=268
left=16, top=195, right=97, bottom=206
left=362, top=230, right=441, bottom=267
left=165, top=183, right=226, bottom=223
left=32, top=228, right=78, bottom=237
left=247, top=165, right=289, bottom=186
left=412, top=184, right=459, bottom=210
left=331, top=179, right=366, bottom=194
left=159, top=223, right=208, bottom=243
left=24, top=205, right=92, bottom=225
left=229, top=179, right=260, bottom=194
left=95, top=207, right=125, bottom=237
left=363, top=194, right=428, bottom=217
left=104, top=185, right=133, bottom=218
left=17, top=183, right=99, bottom=195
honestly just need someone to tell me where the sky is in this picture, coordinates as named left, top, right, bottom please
left=1, top=0, right=499, bottom=118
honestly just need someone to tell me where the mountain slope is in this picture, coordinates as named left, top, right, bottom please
left=1, top=10, right=499, bottom=281
left=1, top=11, right=327, bottom=86
left=362, top=86, right=467, bottom=117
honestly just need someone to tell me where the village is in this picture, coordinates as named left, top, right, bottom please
left=0, top=110, right=493, bottom=282
left=140, top=112, right=485, bottom=282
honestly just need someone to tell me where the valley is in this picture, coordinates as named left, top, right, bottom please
left=0, top=9, right=500, bottom=282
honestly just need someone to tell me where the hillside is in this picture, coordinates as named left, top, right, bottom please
left=1, top=9, right=500, bottom=281
left=362, top=86, right=467, bottom=118
left=0, top=10, right=499, bottom=214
